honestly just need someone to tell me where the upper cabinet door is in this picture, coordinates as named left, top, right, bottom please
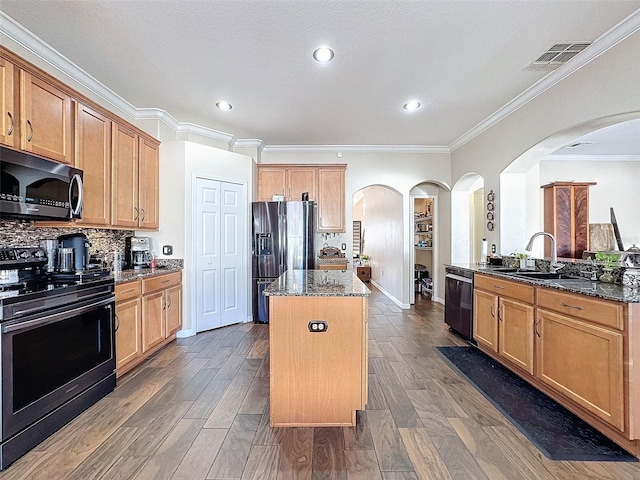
left=287, top=167, right=317, bottom=201
left=317, top=167, right=345, bottom=232
left=0, top=57, right=16, bottom=148
left=112, top=123, right=139, bottom=228
left=75, top=103, right=111, bottom=226
left=138, top=137, right=159, bottom=230
left=20, top=70, right=72, bottom=164
left=258, top=167, right=287, bottom=201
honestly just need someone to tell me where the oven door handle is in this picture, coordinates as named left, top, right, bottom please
left=9, top=290, right=112, bottom=318
left=2, top=296, right=114, bottom=334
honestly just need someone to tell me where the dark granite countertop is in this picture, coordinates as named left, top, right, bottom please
left=445, top=263, right=639, bottom=304
left=112, top=265, right=183, bottom=284
left=263, top=269, right=371, bottom=297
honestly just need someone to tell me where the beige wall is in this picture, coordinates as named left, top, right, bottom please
left=452, top=30, right=640, bottom=253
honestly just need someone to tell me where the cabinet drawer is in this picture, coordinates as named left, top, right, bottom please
left=536, top=288, right=624, bottom=330
left=474, top=274, right=534, bottom=304
left=115, top=280, right=142, bottom=301
left=142, top=271, right=182, bottom=294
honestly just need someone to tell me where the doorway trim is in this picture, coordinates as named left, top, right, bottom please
left=189, top=173, right=249, bottom=335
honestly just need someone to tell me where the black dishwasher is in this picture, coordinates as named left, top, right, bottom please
left=444, top=266, right=474, bottom=341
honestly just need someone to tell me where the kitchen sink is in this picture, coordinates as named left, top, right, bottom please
left=512, top=271, right=578, bottom=280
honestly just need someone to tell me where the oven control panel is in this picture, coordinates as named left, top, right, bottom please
left=0, top=247, right=47, bottom=269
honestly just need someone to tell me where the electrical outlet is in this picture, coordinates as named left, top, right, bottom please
left=491, top=243, right=497, bottom=254
left=341, top=243, right=346, bottom=250
left=162, top=245, right=173, bottom=255
left=308, top=321, right=328, bottom=332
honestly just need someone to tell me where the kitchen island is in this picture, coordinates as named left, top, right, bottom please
left=264, top=269, right=370, bottom=427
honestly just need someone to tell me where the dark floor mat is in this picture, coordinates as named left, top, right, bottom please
left=436, top=346, right=637, bottom=462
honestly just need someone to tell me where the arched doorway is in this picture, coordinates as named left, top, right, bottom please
left=500, top=114, right=640, bottom=256
left=450, top=173, right=485, bottom=265
left=352, top=185, right=404, bottom=304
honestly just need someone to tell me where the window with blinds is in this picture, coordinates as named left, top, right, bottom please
left=353, top=221, right=362, bottom=257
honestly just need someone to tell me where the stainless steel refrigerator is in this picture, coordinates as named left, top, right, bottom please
left=252, top=201, right=316, bottom=323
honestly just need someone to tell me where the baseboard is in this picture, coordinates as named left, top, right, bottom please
left=370, top=281, right=410, bottom=309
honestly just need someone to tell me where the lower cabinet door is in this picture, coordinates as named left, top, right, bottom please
left=536, top=308, right=624, bottom=431
left=115, top=296, right=142, bottom=371
left=165, top=285, right=182, bottom=337
left=473, top=289, right=498, bottom=352
left=498, top=297, right=534, bottom=375
left=142, top=290, right=166, bottom=352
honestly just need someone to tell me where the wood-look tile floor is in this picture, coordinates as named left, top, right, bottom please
left=2, top=287, right=640, bottom=480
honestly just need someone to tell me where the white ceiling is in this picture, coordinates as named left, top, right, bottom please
left=1, top=1, right=639, bottom=151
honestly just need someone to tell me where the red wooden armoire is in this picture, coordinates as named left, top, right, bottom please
left=542, top=182, right=596, bottom=259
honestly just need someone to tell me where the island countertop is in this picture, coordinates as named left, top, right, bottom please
left=263, top=269, right=371, bottom=297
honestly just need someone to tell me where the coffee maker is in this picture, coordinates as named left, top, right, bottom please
left=125, top=236, right=152, bottom=270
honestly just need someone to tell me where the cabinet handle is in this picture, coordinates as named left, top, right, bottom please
left=26, top=119, right=33, bottom=142
left=7, top=112, right=14, bottom=136
left=122, top=288, right=135, bottom=294
left=493, top=285, right=505, bottom=290
left=140, top=208, right=146, bottom=222
left=115, top=314, right=120, bottom=332
left=560, top=302, right=582, bottom=311
left=498, top=304, right=504, bottom=322
left=134, top=207, right=139, bottom=221
left=167, top=292, right=172, bottom=308
left=535, top=318, right=541, bottom=337
left=490, top=303, right=495, bottom=318
left=161, top=279, right=171, bottom=284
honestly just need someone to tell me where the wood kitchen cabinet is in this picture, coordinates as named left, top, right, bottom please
left=536, top=288, right=624, bottom=431
left=138, top=137, right=160, bottom=229
left=257, top=166, right=317, bottom=202
left=269, top=294, right=368, bottom=426
left=115, top=271, right=182, bottom=377
left=542, top=182, right=595, bottom=259
left=0, top=56, right=16, bottom=148
left=115, top=281, right=143, bottom=377
left=474, top=275, right=535, bottom=375
left=317, top=166, right=345, bottom=232
left=20, top=69, right=73, bottom=164
left=75, top=102, right=112, bottom=226
left=257, top=164, right=346, bottom=232
left=112, top=122, right=160, bottom=230
left=474, top=272, right=640, bottom=456
left=2, top=46, right=161, bottom=231
left=142, top=271, right=182, bottom=352
left=112, top=123, right=139, bottom=228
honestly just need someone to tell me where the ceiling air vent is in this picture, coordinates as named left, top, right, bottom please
left=524, top=43, right=591, bottom=71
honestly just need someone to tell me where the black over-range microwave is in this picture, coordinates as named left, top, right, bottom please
left=0, top=146, right=84, bottom=221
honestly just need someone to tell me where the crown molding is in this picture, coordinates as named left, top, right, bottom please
left=4, top=8, right=638, bottom=155
left=1, top=12, right=138, bottom=119
left=449, top=9, right=640, bottom=152
left=544, top=154, right=640, bottom=162
left=263, top=144, right=450, bottom=154
left=232, top=139, right=265, bottom=151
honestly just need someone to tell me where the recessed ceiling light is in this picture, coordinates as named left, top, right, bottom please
left=216, top=101, right=232, bottom=111
left=313, top=46, right=334, bottom=63
left=403, top=100, right=421, bottom=111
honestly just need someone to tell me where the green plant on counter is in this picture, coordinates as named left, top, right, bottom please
left=511, top=251, right=529, bottom=260
left=595, top=252, right=622, bottom=269
left=361, top=253, right=370, bottom=261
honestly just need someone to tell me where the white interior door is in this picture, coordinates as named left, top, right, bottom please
left=195, top=177, right=245, bottom=332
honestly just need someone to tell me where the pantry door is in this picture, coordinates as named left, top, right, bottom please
left=194, top=177, right=246, bottom=332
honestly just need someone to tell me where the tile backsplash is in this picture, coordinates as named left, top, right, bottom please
left=0, top=218, right=133, bottom=256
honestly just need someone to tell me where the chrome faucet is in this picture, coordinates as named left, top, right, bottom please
left=525, top=232, right=565, bottom=273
